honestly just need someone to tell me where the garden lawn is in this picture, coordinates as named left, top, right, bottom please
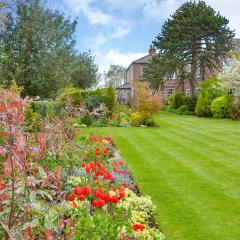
left=90, top=112, right=240, bottom=240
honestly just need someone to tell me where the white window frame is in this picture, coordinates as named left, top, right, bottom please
left=185, top=89, right=191, bottom=97
left=165, top=88, right=175, bottom=100
left=185, top=63, right=191, bottom=73
left=170, top=72, right=176, bottom=80
left=197, top=60, right=201, bottom=78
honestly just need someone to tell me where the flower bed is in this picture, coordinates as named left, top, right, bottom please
left=0, top=88, right=165, bottom=239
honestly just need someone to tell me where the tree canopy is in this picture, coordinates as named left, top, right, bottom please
left=70, top=52, right=98, bottom=90
left=144, top=0, right=235, bottom=96
left=104, top=65, right=126, bottom=88
left=0, top=0, right=98, bottom=97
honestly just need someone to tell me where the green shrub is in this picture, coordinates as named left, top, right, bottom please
left=24, top=107, right=41, bottom=131
left=167, top=94, right=174, bottom=106
left=57, top=85, right=82, bottom=106
left=228, top=101, right=240, bottom=120
left=105, top=84, right=115, bottom=111
left=184, top=96, right=197, bottom=112
left=195, top=94, right=212, bottom=117
left=172, top=93, right=185, bottom=109
left=130, top=111, right=155, bottom=127
left=79, top=111, right=94, bottom=126
left=195, top=77, right=223, bottom=117
left=45, top=100, right=55, bottom=116
left=31, top=100, right=56, bottom=118
left=210, top=96, right=230, bottom=118
left=176, top=105, right=193, bottom=115
left=81, top=88, right=106, bottom=111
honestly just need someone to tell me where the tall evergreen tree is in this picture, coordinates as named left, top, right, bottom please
left=146, top=1, right=235, bottom=96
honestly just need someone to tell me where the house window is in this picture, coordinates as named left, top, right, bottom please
left=186, top=89, right=191, bottom=97
left=141, top=66, right=147, bottom=79
left=185, top=63, right=191, bottom=73
left=165, top=88, right=175, bottom=100
left=170, top=72, right=176, bottom=80
left=197, top=60, right=201, bottom=78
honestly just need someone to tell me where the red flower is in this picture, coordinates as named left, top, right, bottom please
left=68, top=193, right=75, bottom=201
left=101, top=192, right=111, bottom=202
left=113, top=166, right=118, bottom=172
left=133, top=224, right=145, bottom=231
left=92, top=200, right=99, bottom=207
left=74, top=186, right=82, bottom=195
left=79, top=194, right=85, bottom=201
left=98, top=199, right=105, bottom=207
left=81, top=162, right=86, bottom=168
left=119, top=185, right=125, bottom=192
left=84, top=186, right=91, bottom=195
left=96, top=161, right=102, bottom=167
left=103, top=148, right=108, bottom=155
left=119, top=160, right=124, bottom=165
left=86, top=166, right=91, bottom=174
left=111, top=196, right=119, bottom=204
left=119, top=191, right=125, bottom=198
left=96, top=149, right=101, bottom=156
left=94, top=188, right=102, bottom=197
left=90, top=162, right=95, bottom=168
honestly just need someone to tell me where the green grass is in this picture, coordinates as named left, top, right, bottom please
left=83, top=112, right=240, bottom=240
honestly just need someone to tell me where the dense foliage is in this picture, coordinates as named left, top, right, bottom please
left=130, top=82, right=161, bottom=127
left=0, top=0, right=98, bottom=98
left=0, top=87, right=165, bottom=239
left=195, top=77, right=223, bottom=117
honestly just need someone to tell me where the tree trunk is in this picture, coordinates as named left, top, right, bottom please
left=189, top=39, right=198, bottom=97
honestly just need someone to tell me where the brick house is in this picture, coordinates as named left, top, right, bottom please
left=116, top=39, right=240, bottom=104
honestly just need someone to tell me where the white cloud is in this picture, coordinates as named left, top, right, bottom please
left=204, top=0, right=240, bottom=37
left=64, top=0, right=114, bottom=26
left=112, top=26, right=131, bottom=38
left=142, top=0, right=183, bottom=21
left=95, top=49, right=147, bottom=73
left=85, top=9, right=113, bottom=25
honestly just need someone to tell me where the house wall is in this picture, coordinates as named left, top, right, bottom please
left=126, top=65, right=134, bottom=84
left=116, top=89, right=131, bottom=104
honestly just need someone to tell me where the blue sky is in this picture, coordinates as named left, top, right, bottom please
left=52, top=0, right=240, bottom=73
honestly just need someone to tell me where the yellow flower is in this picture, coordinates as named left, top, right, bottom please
left=108, top=190, right=116, bottom=198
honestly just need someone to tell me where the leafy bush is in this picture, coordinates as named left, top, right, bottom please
left=210, top=96, right=230, bottom=118
left=195, top=94, right=212, bottom=117
left=172, top=93, right=185, bottom=109
left=24, top=107, right=41, bottom=131
left=184, top=96, right=197, bottom=112
left=176, top=105, right=193, bottom=115
left=78, top=111, right=94, bottom=126
left=31, top=100, right=56, bottom=118
left=131, top=82, right=161, bottom=114
left=228, top=100, right=240, bottom=120
left=81, top=88, right=106, bottom=111
left=195, top=77, right=223, bottom=117
left=130, top=111, right=156, bottom=127
left=105, top=84, right=116, bottom=111
left=57, top=85, right=82, bottom=106
left=167, top=93, right=196, bottom=112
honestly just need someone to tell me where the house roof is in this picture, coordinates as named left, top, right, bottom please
left=132, top=54, right=153, bottom=64
left=126, top=54, right=153, bottom=71
left=115, top=83, right=131, bottom=90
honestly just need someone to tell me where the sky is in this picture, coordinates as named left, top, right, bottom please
left=51, top=0, right=240, bottom=73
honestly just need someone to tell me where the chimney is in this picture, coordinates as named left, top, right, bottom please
left=149, top=44, right=156, bottom=56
